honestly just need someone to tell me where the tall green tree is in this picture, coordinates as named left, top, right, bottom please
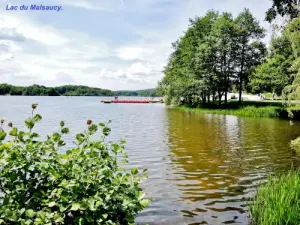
left=233, top=9, right=266, bottom=103
left=159, top=9, right=266, bottom=105
left=159, top=11, right=219, bottom=105
left=212, top=12, right=236, bottom=104
left=266, top=0, right=300, bottom=22
left=282, top=16, right=300, bottom=100
left=250, top=35, right=295, bottom=96
left=194, top=12, right=236, bottom=105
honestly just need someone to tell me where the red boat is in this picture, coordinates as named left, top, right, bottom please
left=111, top=100, right=150, bottom=103
left=101, top=99, right=164, bottom=104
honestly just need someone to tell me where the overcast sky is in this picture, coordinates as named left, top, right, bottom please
left=0, top=0, right=272, bottom=90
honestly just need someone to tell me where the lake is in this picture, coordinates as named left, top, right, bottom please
left=1, top=96, right=300, bottom=225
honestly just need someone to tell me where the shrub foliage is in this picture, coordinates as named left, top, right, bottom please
left=0, top=105, right=149, bottom=224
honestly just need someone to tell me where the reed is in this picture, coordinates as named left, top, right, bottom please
left=250, top=170, right=300, bottom=225
left=180, top=105, right=284, bottom=118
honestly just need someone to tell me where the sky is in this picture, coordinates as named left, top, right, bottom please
left=0, top=0, right=273, bottom=90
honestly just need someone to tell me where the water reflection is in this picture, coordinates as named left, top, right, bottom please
left=1, top=97, right=300, bottom=225
left=166, top=109, right=300, bottom=224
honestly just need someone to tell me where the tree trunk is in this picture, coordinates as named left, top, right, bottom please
left=223, top=52, right=228, bottom=105
left=218, top=91, right=222, bottom=106
left=239, top=76, right=243, bottom=104
left=239, top=45, right=245, bottom=104
left=202, top=93, right=206, bottom=104
left=213, top=93, right=215, bottom=105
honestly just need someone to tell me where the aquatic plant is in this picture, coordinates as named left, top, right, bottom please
left=291, top=136, right=300, bottom=155
left=180, top=105, right=284, bottom=118
left=250, top=170, right=300, bottom=225
left=0, top=105, right=149, bottom=224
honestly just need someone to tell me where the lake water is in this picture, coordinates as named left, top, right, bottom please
left=1, top=96, right=300, bottom=225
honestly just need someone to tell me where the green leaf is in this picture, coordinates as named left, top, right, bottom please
left=0, top=131, right=7, bottom=141
left=9, top=127, right=18, bottom=136
left=70, top=203, right=81, bottom=211
left=60, top=121, right=65, bottom=127
left=137, top=191, right=145, bottom=200
left=25, top=209, right=35, bottom=218
left=88, top=199, right=96, bottom=211
left=139, top=198, right=151, bottom=207
left=61, top=127, right=70, bottom=134
left=48, top=201, right=56, bottom=208
left=131, top=168, right=138, bottom=175
left=52, top=132, right=61, bottom=141
left=30, top=132, right=39, bottom=138
left=99, top=122, right=105, bottom=127
left=76, top=133, right=85, bottom=142
left=102, top=127, right=111, bottom=136
left=19, top=208, right=26, bottom=215
left=33, top=114, right=42, bottom=123
left=25, top=119, right=34, bottom=129
left=3, top=197, right=10, bottom=205
left=59, top=204, right=68, bottom=213
left=7, top=210, right=18, bottom=222
left=58, top=140, right=66, bottom=146
left=54, top=215, right=64, bottom=223
left=88, top=124, right=98, bottom=134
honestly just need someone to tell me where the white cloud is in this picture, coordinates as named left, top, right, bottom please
left=0, top=0, right=273, bottom=90
left=117, top=47, right=155, bottom=61
left=59, top=0, right=121, bottom=11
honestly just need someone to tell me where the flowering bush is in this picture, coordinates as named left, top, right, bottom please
left=0, top=105, right=149, bottom=224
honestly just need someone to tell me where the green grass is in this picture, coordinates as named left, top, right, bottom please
left=180, top=101, right=286, bottom=118
left=250, top=170, right=300, bottom=225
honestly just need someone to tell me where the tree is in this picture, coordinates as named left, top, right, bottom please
left=266, top=0, right=300, bottom=22
left=210, top=12, right=236, bottom=104
left=0, top=84, right=116, bottom=96
left=233, top=9, right=266, bottom=103
left=282, top=16, right=300, bottom=100
left=250, top=33, right=295, bottom=96
left=159, top=11, right=220, bottom=105
left=250, top=54, right=293, bottom=95
left=159, top=9, right=266, bottom=105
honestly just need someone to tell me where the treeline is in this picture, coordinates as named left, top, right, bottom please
left=115, top=89, right=159, bottom=97
left=158, top=0, right=300, bottom=105
left=0, top=84, right=114, bottom=96
left=0, top=84, right=159, bottom=97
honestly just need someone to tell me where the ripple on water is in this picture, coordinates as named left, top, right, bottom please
left=1, top=97, right=300, bottom=225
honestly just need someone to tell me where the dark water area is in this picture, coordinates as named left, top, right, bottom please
left=1, top=96, right=300, bottom=225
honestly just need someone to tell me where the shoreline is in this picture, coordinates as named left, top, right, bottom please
left=178, top=102, right=300, bottom=120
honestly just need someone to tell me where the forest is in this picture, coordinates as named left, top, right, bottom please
left=158, top=1, right=300, bottom=106
left=0, top=84, right=159, bottom=97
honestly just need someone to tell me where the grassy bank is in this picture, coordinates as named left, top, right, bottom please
left=250, top=170, right=300, bottom=225
left=180, top=101, right=295, bottom=118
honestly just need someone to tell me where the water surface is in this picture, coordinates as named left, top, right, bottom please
left=1, top=96, right=300, bottom=225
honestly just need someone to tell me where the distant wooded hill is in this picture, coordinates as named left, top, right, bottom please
left=0, top=84, right=159, bottom=97
left=115, top=89, right=159, bottom=97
